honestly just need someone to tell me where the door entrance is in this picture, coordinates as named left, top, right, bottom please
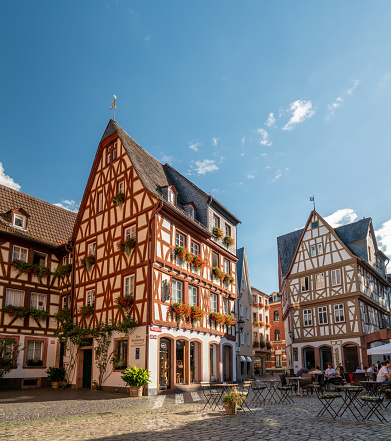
left=344, top=345, right=359, bottom=372
left=303, top=347, right=315, bottom=370
left=223, top=345, right=232, bottom=381
left=319, top=346, right=333, bottom=370
left=82, top=349, right=92, bottom=389
left=159, top=338, right=171, bottom=390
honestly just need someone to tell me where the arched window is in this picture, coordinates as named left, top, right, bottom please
left=274, top=311, right=279, bottom=321
left=275, top=330, right=280, bottom=341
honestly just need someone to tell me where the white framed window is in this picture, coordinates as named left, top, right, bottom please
left=247, top=332, right=250, bottom=346
left=176, top=232, right=185, bottom=247
left=88, top=242, right=96, bottom=256
left=125, top=226, right=136, bottom=239
left=112, top=148, right=117, bottom=160
left=172, top=279, right=183, bottom=303
left=239, top=303, right=243, bottom=317
left=301, top=276, right=309, bottom=292
left=246, top=307, right=249, bottom=320
left=97, top=192, right=103, bottom=212
left=315, top=273, right=325, bottom=289
left=86, top=289, right=96, bottom=306
left=118, top=181, right=124, bottom=194
left=318, top=306, right=328, bottom=324
left=188, top=285, right=197, bottom=306
left=12, top=245, right=28, bottom=262
left=210, top=293, right=218, bottom=313
left=168, top=188, right=175, bottom=204
left=191, top=241, right=199, bottom=256
left=30, top=293, right=47, bottom=310
left=27, top=341, right=42, bottom=361
left=13, top=213, right=26, bottom=229
left=223, top=259, right=229, bottom=274
left=212, top=252, right=219, bottom=268
left=223, top=298, right=229, bottom=315
left=331, top=269, right=341, bottom=286
left=311, top=245, right=316, bottom=257
left=124, top=275, right=134, bottom=296
left=213, top=215, right=219, bottom=228
left=334, top=304, right=345, bottom=323
left=312, top=222, right=318, bottom=229
left=188, top=205, right=194, bottom=218
left=303, top=309, right=312, bottom=326
left=5, top=289, right=24, bottom=307
left=318, top=243, right=323, bottom=254
left=225, top=224, right=231, bottom=236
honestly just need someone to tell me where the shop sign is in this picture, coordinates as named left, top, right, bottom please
left=150, top=327, right=162, bottom=332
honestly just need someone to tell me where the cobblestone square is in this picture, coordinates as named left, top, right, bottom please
left=0, top=388, right=390, bottom=440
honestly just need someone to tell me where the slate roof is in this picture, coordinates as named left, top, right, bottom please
left=277, top=216, right=373, bottom=280
left=0, top=184, right=77, bottom=248
left=236, top=247, right=245, bottom=289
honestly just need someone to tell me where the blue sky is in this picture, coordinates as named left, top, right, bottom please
left=1, top=1, right=391, bottom=293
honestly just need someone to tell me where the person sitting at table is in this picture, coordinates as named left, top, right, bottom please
left=376, top=360, right=391, bottom=385
left=367, top=364, right=377, bottom=373
left=336, top=365, right=344, bottom=377
left=296, top=367, right=309, bottom=376
left=310, top=365, right=323, bottom=375
left=355, top=366, right=366, bottom=373
left=324, top=364, right=338, bottom=390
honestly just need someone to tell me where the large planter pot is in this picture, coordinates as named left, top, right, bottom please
left=129, top=386, right=143, bottom=397
left=224, top=404, right=237, bottom=415
left=51, top=382, right=59, bottom=389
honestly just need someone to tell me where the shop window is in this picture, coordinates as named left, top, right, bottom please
left=176, top=340, right=186, bottom=384
left=113, top=340, right=128, bottom=370
left=190, top=341, right=200, bottom=383
left=159, top=338, right=171, bottom=390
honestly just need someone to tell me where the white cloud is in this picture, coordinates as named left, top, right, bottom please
left=265, top=113, right=276, bottom=127
left=324, top=208, right=358, bottom=228
left=241, top=137, right=245, bottom=145
left=256, top=128, right=272, bottom=146
left=54, top=200, right=80, bottom=213
left=282, top=100, right=315, bottom=131
left=327, top=80, right=360, bottom=119
left=189, top=142, right=200, bottom=152
left=272, top=170, right=282, bottom=181
left=347, top=80, right=360, bottom=95
left=240, top=153, right=245, bottom=157
left=260, top=153, right=267, bottom=157
left=376, top=219, right=391, bottom=258
left=0, top=163, right=21, bottom=191
left=212, top=137, right=219, bottom=146
left=195, top=159, right=218, bottom=175
left=160, top=154, right=175, bottom=163
left=265, top=165, right=271, bottom=169
left=247, top=174, right=255, bottom=179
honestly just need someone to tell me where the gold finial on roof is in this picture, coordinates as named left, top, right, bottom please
left=110, top=95, right=117, bottom=121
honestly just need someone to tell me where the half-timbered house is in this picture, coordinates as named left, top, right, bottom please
left=71, top=120, right=240, bottom=394
left=251, top=287, right=270, bottom=375
left=0, top=184, right=76, bottom=388
left=278, top=211, right=391, bottom=373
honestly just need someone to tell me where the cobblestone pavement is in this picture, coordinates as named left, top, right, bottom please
left=0, top=388, right=390, bottom=440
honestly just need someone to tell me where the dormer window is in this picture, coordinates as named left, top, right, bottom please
left=13, top=213, right=26, bottom=229
left=188, top=205, right=194, bottom=218
left=168, top=187, right=176, bottom=205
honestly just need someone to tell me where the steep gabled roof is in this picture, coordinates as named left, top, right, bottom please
left=0, top=184, right=76, bottom=248
left=334, top=218, right=371, bottom=244
left=236, top=247, right=245, bottom=289
left=277, top=228, right=304, bottom=280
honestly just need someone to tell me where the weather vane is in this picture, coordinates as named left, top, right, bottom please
left=309, top=196, right=315, bottom=211
left=110, top=95, right=117, bottom=121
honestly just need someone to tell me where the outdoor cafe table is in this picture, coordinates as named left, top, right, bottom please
left=262, top=379, right=281, bottom=404
left=213, top=383, right=239, bottom=408
left=360, top=381, right=383, bottom=397
left=333, top=384, right=365, bottom=421
left=286, top=376, right=303, bottom=396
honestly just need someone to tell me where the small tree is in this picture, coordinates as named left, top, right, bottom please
left=0, top=338, right=19, bottom=379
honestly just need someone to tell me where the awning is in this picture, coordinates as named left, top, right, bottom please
left=239, top=356, right=246, bottom=362
left=246, top=356, right=252, bottom=363
left=367, top=343, right=391, bottom=355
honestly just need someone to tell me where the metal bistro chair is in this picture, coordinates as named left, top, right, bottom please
left=239, top=381, right=253, bottom=411
left=315, top=385, right=342, bottom=419
left=250, top=381, right=267, bottom=406
left=299, top=373, right=313, bottom=396
left=353, top=372, right=366, bottom=386
left=361, top=394, right=387, bottom=422
left=277, top=374, right=294, bottom=404
left=200, top=382, right=221, bottom=411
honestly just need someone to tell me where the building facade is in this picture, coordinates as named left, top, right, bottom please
left=251, top=287, right=270, bottom=376
left=0, top=185, right=75, bottom=388
left=277, top=211, right=391, bottom=373
left=69, top=120, right=240, bottom=394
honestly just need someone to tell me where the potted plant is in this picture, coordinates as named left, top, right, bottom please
left=79, top=304, right=94, bottom=319
left=224, top=274, right=234, bottom=285
left=3, top=305, right=29, bottom=320
left=266, top=341, right=272, bottom=349
left=115, top=294, right=134, bottom=311
left=253, top=340, right=260, bottom=348
left=222, top=388, right=244, bottom=415
left=190, top=305, right=205, bottom=326
left=192, top=255, right=207, bottom=271
left=259, top=340, right=266, bottom=349
left=80, top=254, right=95, bottom=271
left=27, top=358, right=43, bottom=367
left=53, top=263, right=72, bottom=278
left=112, top=192, right=126, bottom=206
left=212, top=267, right=224, bottom=281
left=210, top=312, right=225, bottom=325
left=223, top=235, right=234, bottom=245
left=121, top=365, right=151, bottom=397
left=117, top=237, right=136, bottom=256
left=171, top=303, right=191, bottom=325
left=28, top=308, right=50, bottom=324
left=212, top=227, right=224, bottom=239
left=45, top=366, right=66, bottom=389
left=224, top=315, right=236, bottom=328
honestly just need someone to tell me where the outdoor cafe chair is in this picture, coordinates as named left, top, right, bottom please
left=299, top=373, right=313, bottom=395
left=361, top=395, right=387, bottom=422
left=315, top=387, right=342, bottom=419
left=250, top=381, right=267, bottom=406
left=277, top=374, right=294, bottom=404
left=200, top=382, right=220, bottom=411
left=238, top=381, right=253, bottom=411
left=353, top=372, right=366, bottom=386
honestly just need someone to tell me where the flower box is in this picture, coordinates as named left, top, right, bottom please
left=224, top=235, right=235, bottom=245
left=253, top=341, right=260, bottom=348
left=259, top=321, right=265, bottom=327
left=80, top=254, right=95, bottom=270
left=224, top=274, right=234, bottom=285
left=259, top=303, right=265, bottom=309
left=79, top=304, right=94, bottom=318
left=112, top=192, right=126, bottom=206
left=115, top=294, right=134, bottom=310
left=265, top=323, right=271, bottom=329
left=212, top=227, right=223, bottom=239
left=212, top=267, right=224, bottom=281
left=54, top=264, right=72, bottom=278
left=11, top=260, right=50, bottom=278
left=210, top=312, right=225, bottom=325
left=3, top=305, right=29, bottom=319
left=171, top=303, right=191, bottom=322
left=190, top=305, right=205, bottom=323
left=26, top=358, right=43, bottom=367
left=265, top=305, right=270, bottom=311
left=259, top=340, right=266, bottom=348
left=28, top=308, right=49, bottom=323
left=117, top=237, right=136, bottom=256
left=224, top=315, right=236, bottom=327
left=253, top=321, right=259, bottom=327
left=192, top=255, right=207, bottom=271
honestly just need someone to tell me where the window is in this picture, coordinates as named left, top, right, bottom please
left=118, top=181, right=124, bottom=194
left=303, top=309, right=312, bottom=326
left=368, top=246, right=371, bottom=260
left=240, top=331, right=244, bottom=345
left=88, top=242, right=96, bottom=256
left=252, top=295, right=256, bottom=303
left=6, top=289, right=24, bottom=307
left=311, top=245, right=316, bottom=257
left=33, top=251, right=46, bottom=266
left=334, top=304, right=345, bottom=323
left=125, top=226, right=136, bottom=240
left=12, top=245, right=28, bottom=262
left=13, top=213, right=26, bottom=229
left=274, top=311, right=280, bottom=321
left=266, top=352, right=271, bottom=362
left=300, top=276, right=309, bottom=292
left=312, top=222, right=318, bottom=229
left=97, top=192, right=103, bottom=212
left=188, top=285, right=197, bottom=306
left=63, top=255, right=68, bottom=265
left=315, top=273, right=325, bottom=289
left=223, top=259, right=230, bottom=274
left=61, top=296, right=67, bottom=309
left=275, top=330, right=280, bottom=341
left=275, top=354, right=282, bottom=368
left=253, top=332, right=258, bottom=341
left=247, top=333, right=250, bottom=346
left=190, top=241, right=199, bottom=256
left=331, top=269, right=341, bottom=286
left=212, top=252, right=219, bottom=268
left=253, top=312, right=257, bottom=321
left=210, top=293, right=218, bottom=312
left=176, top=232, right=185, bottom=248
left=27, top=341, right=42, bottom=362
left=86, top=289, right=95, bottom=306
left=112, top=144, right=117, bottom=160
left=318, top=306, right=328, bottom=324
left=223, top=298, right=229, bottom=315
left=246, top=307, right=249, bottom=320
left=259, top=313, right=262, bottom=321
left=30, top=293, right=47, bottom=310
left=124, top=275, right=134, bottom=296
left=188, top=205, right=195, bottom=219
left=265, top=316, right=268, bottom=323
left=114, top=340, right=128, bottom=370
left=239, top=303, right=243, bottom=317
left=225, top=224, right=231, bottom=236
left=213, top=215, right=219, bottom=228
left=318, top=243, right=323, bottom=254
left=107, top=146, right=111, bottom=164
left=168, top=188, right=175, bottom=204
left=172, top=280, right=183, bottom=303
